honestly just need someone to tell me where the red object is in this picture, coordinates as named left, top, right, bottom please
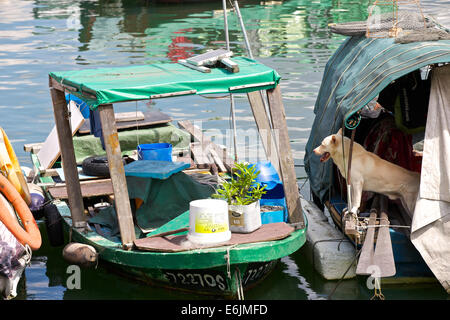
left=363, top=115, right=422, bottom=173
left=167, top=35, right=194, bottom=62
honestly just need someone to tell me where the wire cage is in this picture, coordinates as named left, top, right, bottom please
left=366, top=0, right=427, bottom=38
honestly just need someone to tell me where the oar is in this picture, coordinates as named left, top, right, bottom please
left=356, top=210, right=377, bottom=275
left=372, top=196, right=396, bottom=277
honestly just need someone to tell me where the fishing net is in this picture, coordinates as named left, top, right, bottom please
left=330, top=11, right=436, bottom=36
left=395, top=28, right=450, bottom=43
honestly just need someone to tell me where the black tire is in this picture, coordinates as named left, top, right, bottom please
left=82, top=156, right=110, bottom=177
left=43, top=203, right=64, bottom=247
left=82, top=155, right=133, bottom=178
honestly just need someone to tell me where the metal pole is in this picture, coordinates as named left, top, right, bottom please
left=234, top=0, right=278, bottom=163
left=223, top=0, right=238, bottom=162
left=234, top=1, right=253, bottom=59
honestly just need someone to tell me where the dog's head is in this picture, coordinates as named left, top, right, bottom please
left=313, top=128, right=343, bottom=163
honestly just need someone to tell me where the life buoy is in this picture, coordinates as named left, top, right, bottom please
left=0, top=128, right=31, bottom=205
left=0, top=173, right=41, bottom=250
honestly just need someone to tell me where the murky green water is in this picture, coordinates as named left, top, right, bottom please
left=1, top=0, right=449, bottom=300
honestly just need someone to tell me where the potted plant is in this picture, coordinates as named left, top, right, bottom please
left=212, top=163, right=267, bottom=233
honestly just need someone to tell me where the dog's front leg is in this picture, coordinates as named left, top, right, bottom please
left=350, top=179, right=364, bottom=215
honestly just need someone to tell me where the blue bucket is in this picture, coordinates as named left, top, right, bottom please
left=137, top=143, right=173, bottom=161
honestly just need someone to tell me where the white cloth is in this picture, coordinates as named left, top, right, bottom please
left=411, top=64, right=450, bottom=293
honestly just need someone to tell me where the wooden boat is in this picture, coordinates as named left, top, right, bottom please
left=26, top=56, right=307, bottom=298
left=304, top=22, right=450, bottom=294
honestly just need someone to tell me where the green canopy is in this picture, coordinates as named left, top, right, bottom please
left=305, top=36, right=450, bottom=202
left=49, top=57, right=281, bottom=108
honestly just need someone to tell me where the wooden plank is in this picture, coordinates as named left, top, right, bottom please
left=356, top=211, right=377, bottom=275
left=78, top=110, right=172, bottom=134
left=190, top=142, right=210, bottom=169
left=23, top=142, right=43, bottom=154
left=210, top=148, right=227, bottom=172
left=372, top=197, right=396, bottom=277
left=178, top=120, right=234, bottom=171
left=183, top=168, right=212, bottom=175
left=49, top=87, right=86, bottom=229
left=38, top=100, right=85, bottom=169
left=266, top=86, right=304, bottom=228
left=99, top=104, right=136, bottom=248
left=134, top=222, right=294, bottom=252
left=48, top=179, right=113, bottom=199
left=115, top=111, right=144, bottom=122
left=247, top=91, right=280, bottom=176
left=173, top=153, right=195, bottom=169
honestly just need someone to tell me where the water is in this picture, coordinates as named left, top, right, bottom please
left=1, top=0, right=449, bottom=300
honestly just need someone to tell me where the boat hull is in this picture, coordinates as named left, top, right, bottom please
left=59, top=201, right=305, bottom=297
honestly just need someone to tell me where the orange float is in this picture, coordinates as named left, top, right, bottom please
left=0, top=173, right=41, bottom=250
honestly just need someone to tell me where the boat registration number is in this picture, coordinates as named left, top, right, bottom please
left=163, top=269, right=228, bottom=291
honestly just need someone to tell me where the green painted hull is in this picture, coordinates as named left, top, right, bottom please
left=58, top=201, right=305, bottom=297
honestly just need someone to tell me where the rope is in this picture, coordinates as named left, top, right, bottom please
left=225, top=244, right=238, bottom=279
left=298, top=176, right=309, bottom=193
left=23, top=244, right=32, bottom=266
left=235, top=267, right=245, bottom=300
left=328, top=247, right=362, bottom=300
left=370, top=277, right=385, bottom=300
left=364, top=224, right=410, bottom=229
left=135, top=101, right=140, bottom=148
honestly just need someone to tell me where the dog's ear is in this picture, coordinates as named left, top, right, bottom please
left=336, top=128, right=343, bottom=136
left=331, top=135, right=336, bottom=144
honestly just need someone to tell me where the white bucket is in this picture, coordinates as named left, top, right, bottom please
left=187, top=199, right=231, bottom=245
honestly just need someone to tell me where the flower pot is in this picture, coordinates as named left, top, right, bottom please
left=228, top=200, right=262, bottom=233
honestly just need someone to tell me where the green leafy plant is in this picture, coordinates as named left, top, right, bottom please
left=212, top=162, right=267, bottom=205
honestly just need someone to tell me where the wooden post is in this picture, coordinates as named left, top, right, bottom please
left=49, top=87, right=86, bottom=229
left=247, top=91, right=281, bottom=176
left=98, top=104, right=136, bottom=248
left=266, top=86, right=305, bottom=228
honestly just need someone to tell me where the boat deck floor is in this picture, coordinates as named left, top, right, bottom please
left=48, top=178, right=113, bottom=199
left=134, top=222, right=294, bottom=252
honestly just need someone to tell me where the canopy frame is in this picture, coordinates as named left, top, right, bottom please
left=49, top=65, right=305, bottom=249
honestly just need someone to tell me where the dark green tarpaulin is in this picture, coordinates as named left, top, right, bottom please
left=49, top=57, right=281, bottom=108
left=72, top=124, right=190, bottom=164
left=89, top=172, right=214, bottom=241
left=305, top=36, right=450, bottom=202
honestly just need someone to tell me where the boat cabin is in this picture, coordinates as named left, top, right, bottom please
left=47, top=56, right=305, bottom=249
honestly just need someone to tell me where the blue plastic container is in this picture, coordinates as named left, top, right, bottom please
left=250, top=161, right=285, bottom=199
left=260, top=198, right=288, bottom=224
left=137, top=143, right=173, bottom=162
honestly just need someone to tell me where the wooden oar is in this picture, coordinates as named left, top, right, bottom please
left=372, top=196, right=396, bottom=277
left=356, top=210, right=377, bottom=275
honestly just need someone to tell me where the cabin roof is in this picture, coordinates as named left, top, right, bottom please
left=315, top=37, right=450, bottom=129
left=49, top=57, right=281, bottom=108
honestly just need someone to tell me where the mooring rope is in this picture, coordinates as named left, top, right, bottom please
left=327, top=247, right=362, bottom=300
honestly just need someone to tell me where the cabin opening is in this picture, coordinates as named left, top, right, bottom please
left=331, top=65, right=438, bottom=235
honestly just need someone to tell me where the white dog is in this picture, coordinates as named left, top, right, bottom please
left=313, top=128, right=420, bottom=216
